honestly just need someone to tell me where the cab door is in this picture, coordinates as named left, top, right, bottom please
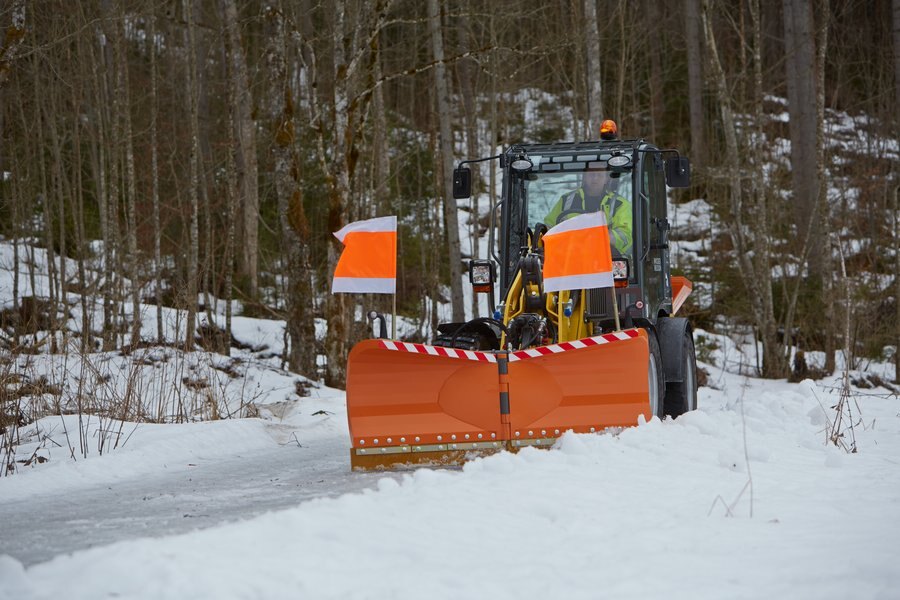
left=641, top=151, right=669, bottom=316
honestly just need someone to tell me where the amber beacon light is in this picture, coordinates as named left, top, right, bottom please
left=600, top=119, right=618, bottom=140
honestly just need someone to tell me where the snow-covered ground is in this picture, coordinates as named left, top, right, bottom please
left=2, top=337, right=898, bottom=599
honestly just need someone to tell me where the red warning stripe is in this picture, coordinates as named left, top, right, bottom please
left=377, top=328, right=640, bottom=362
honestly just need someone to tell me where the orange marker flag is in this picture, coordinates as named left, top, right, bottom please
left=542, top=211, right=613, bottom=293
left=331, top=216, right=397, bottom=294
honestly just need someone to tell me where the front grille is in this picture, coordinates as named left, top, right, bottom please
left=586, top=288, right=612, bottom=320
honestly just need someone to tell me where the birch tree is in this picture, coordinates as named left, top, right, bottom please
left=266, top=3, right=316, bottom=377
left=428, top=0, right=465, bottom=323
left=312, top=0, right=391, bottom=386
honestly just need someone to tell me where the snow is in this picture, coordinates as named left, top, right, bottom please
left=2, top=328, right=899, bottom=599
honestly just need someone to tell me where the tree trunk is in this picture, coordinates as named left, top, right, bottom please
left=45, top=86, right=69, bottom=352
left=427, top=0, right=465, bottom=324
left=583, top=0, right=603, bottom=135
left=150, top=10, right=163, bottom=344
left=111, top=8, right=141, bottom=349
left=266, top=3, right=317, bottom=377
left=184, top=0, right=201, bottom=351
left=614, top=3, right=626, bottom=121
left=221, top=8, right=238, bottom=354
left=893, top=0, right=900, bottom=383
left=815, top=1, right=835, bottom=374
left=684, top=0, right=705, bottom=171
left=322, top=0, right=352, bottom=387
left=32, top=54, right=59, bottom=353
left=646, top=0, right=664, bottom=139
left=457, top=7, right=481, bottom=319
left=222, top=0, right=260, bottom=300
left=783, top=0, right=822, bottom=274
left=69, top=61, right=90, bottom=354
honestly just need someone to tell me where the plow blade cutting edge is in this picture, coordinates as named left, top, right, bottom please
left=345, top=329, right=650, bottom=470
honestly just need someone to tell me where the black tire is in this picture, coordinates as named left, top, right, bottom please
left=664, top=331, right=698, bottom=417
left=645, top=328, right=665, bottom=419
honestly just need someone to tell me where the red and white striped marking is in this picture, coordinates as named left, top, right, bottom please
left=378, top=329, right=640, bottom=363
left=508, top=328, right=639, bottom=361
left=380, top=340, right=498, bottom=363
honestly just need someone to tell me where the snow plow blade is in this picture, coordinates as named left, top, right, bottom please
left=346, top=329, right=650, bottom=470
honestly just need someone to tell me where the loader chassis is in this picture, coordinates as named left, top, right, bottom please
left=345, top=136, right=697, bottom=470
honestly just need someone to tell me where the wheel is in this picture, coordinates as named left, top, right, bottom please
left=664, top=331, right=698, bottom=417
left=645, top=328, right=665, bottom=419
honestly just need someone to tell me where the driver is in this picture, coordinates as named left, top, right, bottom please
left=544, top=170, right=632, bottom=255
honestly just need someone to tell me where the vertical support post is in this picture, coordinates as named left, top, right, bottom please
left=611, top=289, right=622, bottom=331
left=497, top=351, right=511, bottom=442
left=391, top=293, right=397, bottom=339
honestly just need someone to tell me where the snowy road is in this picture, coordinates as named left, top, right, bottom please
left=0, top=424, right=398, bottom=567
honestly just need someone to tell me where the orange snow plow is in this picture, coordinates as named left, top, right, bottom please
left=345, top=125, right=698, bottom=471
left=347, top=329, right=651, bottom=470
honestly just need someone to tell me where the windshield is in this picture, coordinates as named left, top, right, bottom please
left=522, top=165, right=634, bottom=261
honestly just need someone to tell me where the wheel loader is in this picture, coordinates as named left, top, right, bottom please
left=346, top=121, right=698, bottom=470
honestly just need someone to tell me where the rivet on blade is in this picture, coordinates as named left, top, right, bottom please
left=541, top=430, right=546, bottom=436
left=477, top=433, right=483, bottom=439
left=451, top=434, right=457, bottom=440
left=381, top=448, right=387, bottom=453
left=437, top=435, right=442, bottom=441
left=528, top=430, right=533, bottom=436
left=374, top=439, right=379, bottom=444
left=387, top=438, right=392, bottom=444
left=415, top=436, right=421, bottom=442
left=400, top=437, right=406, bottom=443
left=491, top=433, right=496, bottom=439
left=555, top=429, right=560, bottom=435
left=590, top=427, right=596, bottom=433
left=360, top=440, right=366, bottom=445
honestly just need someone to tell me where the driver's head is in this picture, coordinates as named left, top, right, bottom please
left=582, top=170, right=610, bottom=195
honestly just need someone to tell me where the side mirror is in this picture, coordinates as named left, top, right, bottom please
left=453, top=167, right=472, bottom=199
left=665, top=157, right=691, bottom=188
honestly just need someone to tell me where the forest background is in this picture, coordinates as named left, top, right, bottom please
left=0, top=0, right=897, bottom=391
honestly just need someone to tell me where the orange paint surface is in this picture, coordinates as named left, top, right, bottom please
left=543, top=225, right=612, bottom=279
left=334, top=231, right=397, bottom=279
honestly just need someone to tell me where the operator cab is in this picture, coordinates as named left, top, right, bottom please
left=494, top=138, right=688, bottom=329
left=451, top=124, right=690, bottom=344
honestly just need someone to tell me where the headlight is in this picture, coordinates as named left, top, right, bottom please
left=612, top=259, right=629, bottom=281
left=472, top=265, right=492, bottom=285
left=468, top=260, right=495, bottom=286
